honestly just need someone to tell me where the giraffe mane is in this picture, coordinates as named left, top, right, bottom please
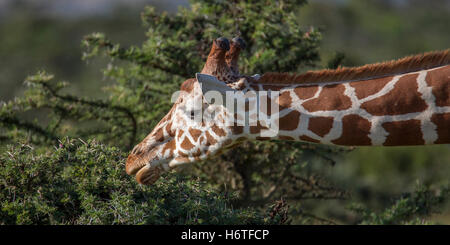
left=257, top=49, right=450, bottom=84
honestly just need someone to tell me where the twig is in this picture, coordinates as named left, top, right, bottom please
left=41, top=82, right=137, bottom=150
left=0, top=116, right=58, bottom=141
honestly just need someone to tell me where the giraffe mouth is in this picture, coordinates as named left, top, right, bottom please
left=133, top=158, right=171, bottom=185
left=131, top=158, right=192, bottom=185
left=125, top=149, right=171, bottom=185
left=135, top=164, right=163, bottom=185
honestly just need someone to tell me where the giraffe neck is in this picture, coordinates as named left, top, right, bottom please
left=237, top=64, right=450, bottom=146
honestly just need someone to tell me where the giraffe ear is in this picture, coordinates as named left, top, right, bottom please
left=196, top=73, right=236, bottom=98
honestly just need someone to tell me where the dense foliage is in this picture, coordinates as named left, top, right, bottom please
left=1, top=0, right=449, bottom=224
left=0, top=138, right=282, bottom=225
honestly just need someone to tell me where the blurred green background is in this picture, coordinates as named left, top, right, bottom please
left=1, top=0, right=449, bottom=223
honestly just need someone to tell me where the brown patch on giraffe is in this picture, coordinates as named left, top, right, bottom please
left=250, top=121, right=269, bottom=134
left=180, top=78, right=196, bottom=93
left=279, top=135, right=295, bottom=141
left=302, top=84, right=352, bottom=112
left=231, top=126, right=244, bottom=135
left=205, top=131, right=217, bottom=146
left=278, top=91, right=292, bottom=108
left=361, top=73, right=428, bottom=116
left=161, top=140, right=176, bottom=157
left=294, top=86, right=318, bottom=100
left=278, top=111, right=301, bottom=131
left=192, top=148, right=202, bottom=157
left=153, top=128, right=164, bottom=142
left=181, top=137, right=195, bottom=150
left=308, top=116, right=334, bottom=137
left=426, top=65, right=450, bottom=107
left=211, top=124, right=226, bottom=137
left=258, top=50, right=450, bottom=84
left=177, top=129, right=184, bottom=140
left=382, top=119, right=424, bottom=146
left=299, top=135, right=320, bottom=143
left=332, top=115, right=372, bottom=146
left=178, top=150, right=188, bottom=157
left=350, top=76, right=392, bottom=100
left=165, top=122, right=175, bottom=137
left=431, top=113, right=450, bottom=144
left=189, top=128, right=202, bottom=142
left=263, top=85, right=283, bottom=91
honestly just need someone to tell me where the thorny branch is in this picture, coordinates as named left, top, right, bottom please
left=0, top=116, right=59, bottom=142
left=40, top=82, right=137, bottom=150
left=83, top=35, right=192, bottom=78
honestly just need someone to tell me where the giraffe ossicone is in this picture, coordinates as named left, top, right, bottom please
left=126, top=37, right=450, bottom=185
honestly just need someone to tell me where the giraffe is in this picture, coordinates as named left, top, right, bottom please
left=126, top=37, right=450, bottom=185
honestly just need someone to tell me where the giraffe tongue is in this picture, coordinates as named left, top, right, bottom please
left=135, top=164, right=162, bottom=185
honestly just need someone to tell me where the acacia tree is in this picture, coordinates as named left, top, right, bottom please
left=1, top=0, right=448, bottom=224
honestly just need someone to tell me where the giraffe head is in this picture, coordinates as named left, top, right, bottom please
left=126, top=37, right=251, bottom=185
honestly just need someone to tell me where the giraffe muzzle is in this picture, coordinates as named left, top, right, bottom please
left=125, top=145, right=171, bottom=185
left=132, top=158, right=172, bottom=185
left=135, top=164, right=163, bottom=185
